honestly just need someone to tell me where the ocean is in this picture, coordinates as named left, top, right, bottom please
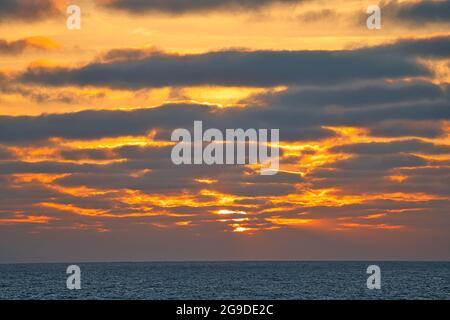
left=0, top=262, right=448, bottom=300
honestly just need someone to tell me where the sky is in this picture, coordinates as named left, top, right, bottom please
left=0, top=0, right=449, bottom=263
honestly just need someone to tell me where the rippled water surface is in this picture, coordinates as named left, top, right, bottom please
left=0, top=262, right=449, bottom=299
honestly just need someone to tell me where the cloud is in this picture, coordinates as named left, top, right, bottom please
left=252, top=81, right=446, bottom=108
left=0, top=146, right=13, bottom=160
left=367, top=35, right=450, bottom=59
left=333, top=154, right=428, bottom=171
left=60, top=148, right=116, bottom=161
left=384, top=0, right=450, bottom=26
left=1, top=80, right=449, bottom=144
left=0, top=103, right=213, bottom=143
left=99, top=0, right=302, bottom=15
left=0, top=37, right=59, bottom=55
left=19, top=36, right=450, bottom=89
left=0, top=78, right=447, bottom=212
left=0, top=101, right=326, bottom=143
left=368, top=120, right=447, bottom=138
left=331, top=139, right=450, bottom=155
left=297, top=9, right=337, bottom=23
left=0, top=161, right=113, bottom=174
left=0, top=0, right=62, bottom=22
left=1, top=97, right=448, bottom=262
left=99, top=47, right=163, bottom=63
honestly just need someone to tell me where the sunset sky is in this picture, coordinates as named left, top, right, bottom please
left=0, top=0, right=449, bottom=263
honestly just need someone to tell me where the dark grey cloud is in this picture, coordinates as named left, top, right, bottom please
left=0, top=0, right=60, bottom=22
left=1, top=83, right=106, bottom=104
left=1, top=89, right=447, bottom=202
left=20, top=36, right=450, bottom=89
left=0, top=103, right=212, bottom=143
left=330, top=101, right=450, bottom=128
left=0, top=38, right=45, bottom=54
left=0, top=161, right=116, bottom=175
left=253, top=81, right=446, bottom=108
left=368, top=120, right=447, bottom=138
left=397, top=169, right=450, bottom=196
left=215, top=182, right=296, bottom=197
left=60, top=148, right=116, bottom=161
left=0, top=101, right=331, bottom=143
left=52, top=161, right=285, bottom=197
left=0, top=146, right=13, bottom=160
left=55, top=169, right=297, bottom=197
left=384, top=0, right=450, bottom=26
left=332, top=139, right=450, bottom=155
left=100, top=47, right=163, bottom=63
left=100, top=0, right=302, bottom=15
left=333, top=154, right=428, bottom=171
left=1, top=79, right=449, bottom=144
left=311, top=163, right=450, bottom=197
left=54, top=171, right=201, bottom=194
left=367, top=35, right=450, bottom=59
left=0, top=72, right=5, bottom=80
left=398, top=166, right=450, bottom=178
left=248, top=83, right=450, bottom=139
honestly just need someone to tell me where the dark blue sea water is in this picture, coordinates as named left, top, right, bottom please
left=0, top=262, right=448, bottom=300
